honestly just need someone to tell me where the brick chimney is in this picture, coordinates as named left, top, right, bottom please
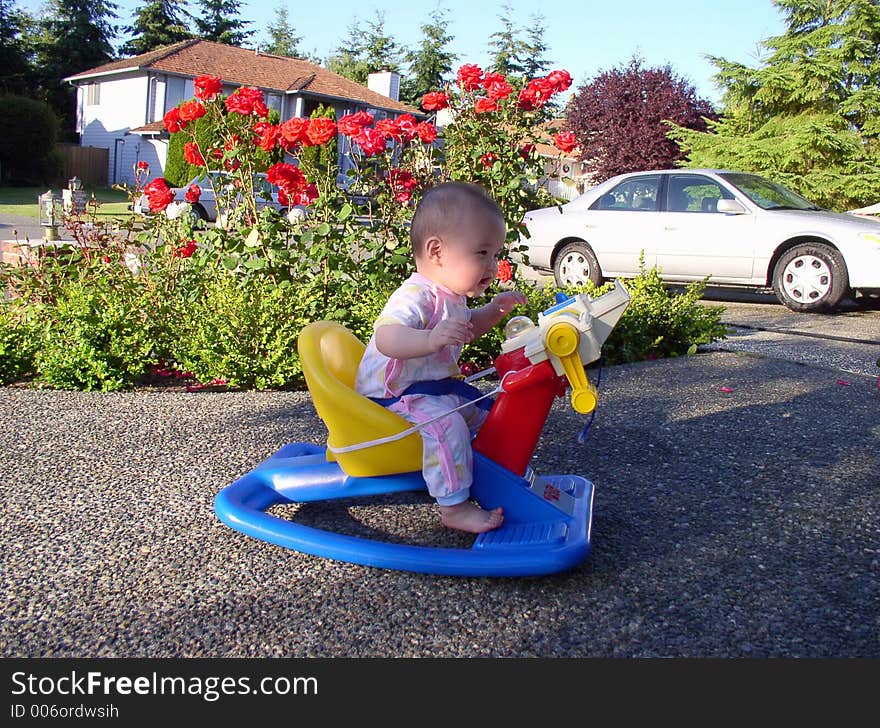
left=367, top=71, right=400, bottom=101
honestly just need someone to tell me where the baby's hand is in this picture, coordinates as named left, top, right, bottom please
left=493, top=290, right=528, bottom=316
left=428, top=318, right=473, bottom=351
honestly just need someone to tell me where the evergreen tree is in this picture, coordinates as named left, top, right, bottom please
left=669, top=0, right=880, bottom=210
left=33, top=0, right=119, bottom=137
left=327, top=11, right=402, bottom=85
left=488, top=3, right=529, bottom=76
left=195, top=0, right=253, bottom=46
left=120, top=0, right=192, bottom=56
left=0, top=0, right=34, bottom=94
left=522, top=13, right=551, bottom=80
left=567, top=56, right=714, bottom=181
left=264, top=2, right=304, bottom=58
left=400, top=6, right=456, bottom=106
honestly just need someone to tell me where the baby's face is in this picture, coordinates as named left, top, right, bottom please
left=433, top=213, right=506, bottom=298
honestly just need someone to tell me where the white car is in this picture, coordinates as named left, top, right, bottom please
left=134, top=172, right=304, bottom=226
left=520, top=169, right=880, bottom=312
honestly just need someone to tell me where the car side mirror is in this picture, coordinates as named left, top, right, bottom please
left=716, top=199, right=747, bottom=215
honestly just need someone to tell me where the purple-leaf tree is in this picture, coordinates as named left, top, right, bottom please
left=566, top=56, right=715, bottom=182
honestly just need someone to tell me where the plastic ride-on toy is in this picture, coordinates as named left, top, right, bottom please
left=214, top=281, right=631, bottom=576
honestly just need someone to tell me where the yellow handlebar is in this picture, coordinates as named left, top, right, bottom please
left=545, top=322, right=597, bottom=414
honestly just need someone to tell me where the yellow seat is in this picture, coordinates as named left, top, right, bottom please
left=297, top=321, right=423, bottom=478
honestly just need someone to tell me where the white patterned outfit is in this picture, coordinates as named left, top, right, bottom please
left=355, top=272, right=488, bottom=505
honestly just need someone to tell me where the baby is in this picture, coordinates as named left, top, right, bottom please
left=355, top=181, right=527, bottom=533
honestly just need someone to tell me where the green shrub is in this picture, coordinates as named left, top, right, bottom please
left=460, top=263, right=727, bottom=369
left=0, top=94, right=61, bottom=185
left=168, top=274, right=308, bottom=390
left=34, top=278, right=154, bottom=391
left=0, top=301, right=38, bottom=384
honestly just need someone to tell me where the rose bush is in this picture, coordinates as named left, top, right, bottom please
left=0, top=63, right=723, bottom=392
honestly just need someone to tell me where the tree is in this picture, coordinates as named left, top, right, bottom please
left=33, top=0, right=120, bottom=137
left=0, top=94, right=61, bottom=184
left=327, top=11, right=403, bottom=85
left=522, top=13, right=552, bottom=81
left=669, top=0, right=880, bottom=210
left=566, top=56, right=714, bottom=182
left=488, top=3, right=529, bottom=77
left=0, top=0, right=33, bottom=94
left=400, top=6, right=457, bottom=107
left=264, top=2, right=304, bottom=58
left=119, top=0, right=192, bottom=56
left=195, top=0, right=252, bottom=46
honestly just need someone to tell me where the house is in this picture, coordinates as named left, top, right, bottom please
left=64, top=39, right=420, bottom=187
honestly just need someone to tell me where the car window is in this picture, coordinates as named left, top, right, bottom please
left=718, top=172, right=822, bottom=210
left=590, top=175, right=661, bottom=211
left=666, top=174, right=732, bottom=213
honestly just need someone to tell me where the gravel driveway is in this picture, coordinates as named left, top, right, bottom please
left=2, top=351, right=877, bottom=658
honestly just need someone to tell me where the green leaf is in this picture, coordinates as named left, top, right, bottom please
left=338, top=203, right=353, bottom=221
left=687, top=343, right=698, bottom=355
left=315, top=222, right=331, bottom=237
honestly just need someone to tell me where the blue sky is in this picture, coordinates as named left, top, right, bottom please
left=19, top=0, right=786, bottom=105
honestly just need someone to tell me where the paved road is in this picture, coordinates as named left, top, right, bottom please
left=1, top=350, right=877, bottom=658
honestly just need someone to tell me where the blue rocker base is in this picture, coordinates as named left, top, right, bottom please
left=215, top=442, right=594, bottom=577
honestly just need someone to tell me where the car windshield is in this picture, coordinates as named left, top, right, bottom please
left=718, top=172, right=824, bottom=211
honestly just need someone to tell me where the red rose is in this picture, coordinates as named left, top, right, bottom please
left=305, top=117, right=337, bottom=146
left=519, top=143, right=535, bottom=160
left=144, top=178, right=174, bottom=212
left=482, top=72, right=507, bottom=87
left=421, top=91, right=449, bottom=111
left=485, top=79, right=513, bottom=101
left=480, top=152, right=497, bottom=168
left=375, top=118, right=402, bottom=141
left=175, top=240, right=197, bottom=258
left=266, top=162, right=306, bottom=194
left=337, top=110, right=374, bottom=136
left=292, top=183, right=319, bottom=206
left=183, top=141, right=205, bottom=167
left=416, top=122, right=437, bottom=144
left=394, top=113, right=418, bottom=140
left=518, top=78, right=554, bottom=110
left=496, top=259, right=513, bottom=283
left=136, top=161, right=149, bottom=171
left=163, top=107, right=183, bottom=133
left=545, top=69, right=573, bottom=94
left=194, top=75, right=223, bottom=101
left=475, top=97, right=498, bottom=114
left=386, top=167, right=418, bottom=204
left=280, top=117, right=310, bottom=147
left=354, top=127, right=387, bottom=157
left=552, top=131, right=578, bottom=153
left=225, top=87, right=268, bottom=117
left=185, top=184, right=201, bottom=203
left=457, top=64, right=483, bottom=91
left=178, top=100, right=206, bottom=124
left=255, top=123, right=281, bottom=151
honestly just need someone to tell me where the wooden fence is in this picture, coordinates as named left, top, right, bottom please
left=56, top=143, right=108, bottom=187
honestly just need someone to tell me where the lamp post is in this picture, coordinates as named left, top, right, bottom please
left=38, top=190, right=62, bottom=242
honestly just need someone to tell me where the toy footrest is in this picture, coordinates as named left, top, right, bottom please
left=474, top=520, right=568, bottom=549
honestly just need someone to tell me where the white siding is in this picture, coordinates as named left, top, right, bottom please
left=78, top=73, right=151, bottom=186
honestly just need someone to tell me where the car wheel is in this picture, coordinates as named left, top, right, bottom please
left=189, top=204, right=208, bottom=226
left=553, top=241, right=603, bottom=288
left=772, top=242, right=849, bottom=313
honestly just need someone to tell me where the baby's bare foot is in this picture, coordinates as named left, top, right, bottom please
left=439, top=501, right=504, bottom=534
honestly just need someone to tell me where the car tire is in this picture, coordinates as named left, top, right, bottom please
left=772, top=242, right=849, bottom=313
left=189, top=204, right=208, bottom=226
left=553, top=241, right=603, bottom=288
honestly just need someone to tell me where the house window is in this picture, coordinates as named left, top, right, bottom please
left=267, top=93, right=282, bottom=114
left=86, top=82, right=100, bottom=105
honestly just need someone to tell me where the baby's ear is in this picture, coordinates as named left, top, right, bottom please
left=424, top=236, right=443, bottom=263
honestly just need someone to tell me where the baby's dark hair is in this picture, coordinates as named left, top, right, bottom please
left=410, top=181, right=504, bottom=259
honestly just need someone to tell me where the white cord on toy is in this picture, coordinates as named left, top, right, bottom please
left=326, top=369, right=518, bottom=455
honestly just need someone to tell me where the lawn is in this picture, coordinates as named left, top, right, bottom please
left=0, top=185, right=132, bottom=219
